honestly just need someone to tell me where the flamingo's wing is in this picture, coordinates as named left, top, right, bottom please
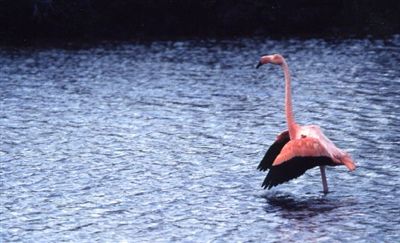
left=257, top=131, right=290, bottom=171
left=261, top=137, right=337, bottom=189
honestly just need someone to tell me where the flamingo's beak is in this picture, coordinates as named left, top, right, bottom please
left=256, top=61, right=263, bottom=69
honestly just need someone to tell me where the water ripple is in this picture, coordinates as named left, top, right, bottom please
left=1, top=37, right=400, bottom=242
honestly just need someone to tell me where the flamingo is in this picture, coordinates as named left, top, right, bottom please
left=256, top=54, right=356, bottom=193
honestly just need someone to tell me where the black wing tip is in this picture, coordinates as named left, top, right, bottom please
left=257, top=165, right=270, bottom=171
left=260, top=156, right=336, bottom=190
left=257, top=131, right=290, bottom=172
left=261, top=175, right=278, bottom=189
left=261, top=180, right=276, bottom=190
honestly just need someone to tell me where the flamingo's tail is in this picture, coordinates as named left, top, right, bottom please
left=341, top=154, right=356, bottom=171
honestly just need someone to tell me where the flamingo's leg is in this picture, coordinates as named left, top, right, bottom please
left=320, top=166, right=329, bottom=193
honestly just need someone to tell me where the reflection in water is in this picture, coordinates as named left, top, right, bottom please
left=262, top=192, right=354, bottom=220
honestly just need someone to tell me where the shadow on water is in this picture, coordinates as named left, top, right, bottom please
left=261, top=191, right=355, bottom=221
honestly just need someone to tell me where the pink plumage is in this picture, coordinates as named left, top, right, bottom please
left=257, top=54, right=355, bottom=192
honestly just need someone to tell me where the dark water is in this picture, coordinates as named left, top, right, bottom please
left=1, top=37, right=400, bottom=242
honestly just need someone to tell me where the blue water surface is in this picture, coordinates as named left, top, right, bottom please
left=1, top=37, right=400, bottom=242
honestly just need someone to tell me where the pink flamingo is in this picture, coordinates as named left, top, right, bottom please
left=256, top=54, right=356, bottom=193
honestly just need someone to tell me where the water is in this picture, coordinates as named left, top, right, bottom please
left=1, top=37, right=400, bottom=242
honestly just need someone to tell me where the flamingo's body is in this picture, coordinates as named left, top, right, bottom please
left=256, top=54, right=355, bottom=192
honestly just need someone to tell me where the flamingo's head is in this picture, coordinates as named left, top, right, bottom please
left=256, top=54, right=284, bottom=68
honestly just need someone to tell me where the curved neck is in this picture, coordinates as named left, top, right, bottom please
left=281, top=60, right=297, bottom=138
